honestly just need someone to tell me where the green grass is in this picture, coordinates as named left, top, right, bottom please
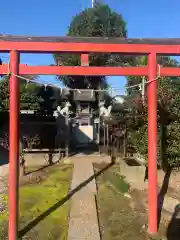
left=0, top=164, right=73, bottom=239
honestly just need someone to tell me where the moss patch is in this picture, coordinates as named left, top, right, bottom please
left=94, top=163, right=129, bottom=194
left=0, top=164, right=73, bottom=239
left=108, top=172, right=129, bottom=194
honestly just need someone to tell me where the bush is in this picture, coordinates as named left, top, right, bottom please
left=126, top=75, right=180, bottom=170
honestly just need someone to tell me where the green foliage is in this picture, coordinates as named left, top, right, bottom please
left=158, top=76, right=180, bottom=168
left=126, top=56, right=148, bottom=95
left=54, top=4, right=127, bottom=89
left=20, top=80, right=44, bottom=110
left=37, top=86, right=56, bottom=114
left=126, top=56, right=180, bottom=169
left=0, top=77, right=9, bottom=110
left=68, top=4, right=127, bottom=37
left=0, top=76, right=43, bottom=111
left=132, top=122, right=148, bottom=158
left=166, top=122, right=180, bottom=167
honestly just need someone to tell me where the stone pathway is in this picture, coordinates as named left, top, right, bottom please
left=68, top=155, right=109, bottom=240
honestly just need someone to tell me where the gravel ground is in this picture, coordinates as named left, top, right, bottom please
left=0, top=177, right=8, bottom=193
left=0, top=176, right=8, bottom=213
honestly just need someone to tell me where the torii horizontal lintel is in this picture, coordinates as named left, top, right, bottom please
left=0, top=64, right=180, bottom=77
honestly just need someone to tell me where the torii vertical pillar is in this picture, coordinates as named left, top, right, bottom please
left=148, top=52, right=158, bottom=234
left=8, top=50, right=20, bottom=240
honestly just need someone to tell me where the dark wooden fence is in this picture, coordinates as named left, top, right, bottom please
left=0, top=112, right=63, bottom=151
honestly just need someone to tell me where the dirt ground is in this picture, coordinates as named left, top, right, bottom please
left=94, top=163, right=175, bottom=240
left=1, top=153, right=180, bottom=240
left=0, top=162, right=73, bottom=239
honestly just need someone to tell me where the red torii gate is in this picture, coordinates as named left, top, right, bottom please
left=1, top=35, right=180, bottom=240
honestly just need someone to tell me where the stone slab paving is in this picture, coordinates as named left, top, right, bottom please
left=68, top=194, right=100, bottom=240
left=0, top=164, right=9, bottom=178
left=0, top=164, right=8, bottom=194
left=68, top=156, right=102, bottom=240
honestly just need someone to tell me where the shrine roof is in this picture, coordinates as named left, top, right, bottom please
left=1, top=35, right=180, bottom=45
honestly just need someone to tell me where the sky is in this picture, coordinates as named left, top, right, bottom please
left=1, top=0, right=180, bottom=95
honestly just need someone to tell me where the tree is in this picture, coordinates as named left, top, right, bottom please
left=20, top=134, right=40, bottom=176
left=126, top=56, right=180, bottom=170
left=54, top=4, right=128, bottom=89
left=0, top=75, right=43, bottom=111
left=37, top=85, right=56, bottom=115
left=0, top=76, right=9, bottom=111
left=0, top=57, right=2, bottom=78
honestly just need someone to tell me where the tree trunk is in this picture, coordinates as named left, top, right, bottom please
left=48, top=153, right=53, bottom=165
left=20, top=157, right=26, bottom=177
left=103, top=122, right=106, bottom=147
left=111, top=138, right=117, bottom=164
left=160, top=123, right=168, bottom=171
left=123, top=126, right=127, bottom=158
left=106, top=124, right=109, bottom=148
left=19, top=141, right=26, bottom=176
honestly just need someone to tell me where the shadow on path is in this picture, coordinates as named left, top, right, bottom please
left=157, top=169, right=172, bottom=228
left=18, top=162, right=114, bottom=238
left=25, top=159, right=59, bottom=175
left=0, top=146, right=9, bottom=167
left=69, top=143, right=98, bottom=157
left=166, top=204, right=180, bottom=240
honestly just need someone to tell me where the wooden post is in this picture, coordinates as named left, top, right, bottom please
left=98, top=89, right=101, bottom=154
left=103, top=121, right=106, bottom=147
left=65, top=116, right=69, bottom=157
left=9, top=50, right=20, bottom=240
left=123, top=125, right=127, bottom=158
left=148, top=52, right=158, bottom=234
left=106, top=124, right=109, bottom=148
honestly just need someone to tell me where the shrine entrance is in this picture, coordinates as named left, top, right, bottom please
left=1, top=35, right=180, bottom=239
left=71, top=89, right=95, bottom=149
